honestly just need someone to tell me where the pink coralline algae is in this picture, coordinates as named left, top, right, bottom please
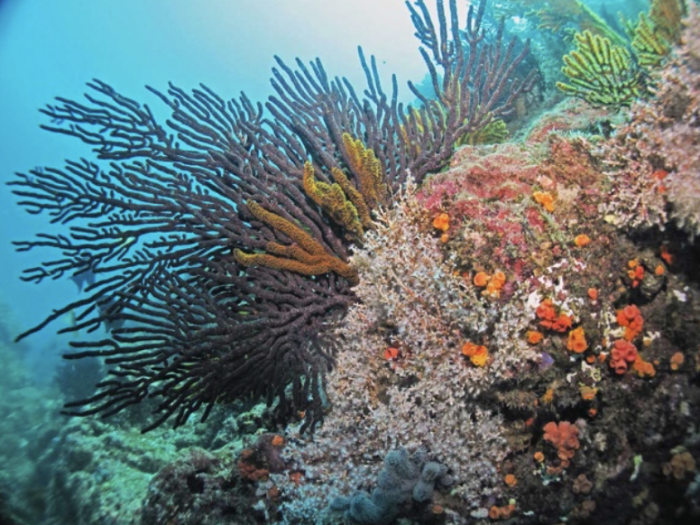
left=417, top=143, right=545, bottom=281
left=416, top=128, right=607, bottom=284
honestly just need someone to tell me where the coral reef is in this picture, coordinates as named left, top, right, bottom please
left=7, top=0, right=536, bottom=436
left=4, top=1, right=700, bottom=524
left=599, top=1, right=700, bottom=238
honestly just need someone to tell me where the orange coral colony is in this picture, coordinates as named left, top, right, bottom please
left=432, top=212, right=450, bottom=232
left=543, top=420, right=580, bottom=468
left=633, top=356, right=656, bottom=378
left=533, top=190, right=555, bottom=212
left=567, top=326, right=588, bottom=353
left=489, top=504, right=516, bottom=520
left=461, top=342, right=489, bottom=367
left=616, top=304, right=644, bottom=341
left=609, top=339, right=638, bottom=374
left=485, top=270, right=506, bottom=298
left=627, top=259, right=645, bottom=288
left=536, top=298, right=572, bottom=332
left=574, top=234, right=591, bottom=247
left=472, top=270, right=506, bottom=298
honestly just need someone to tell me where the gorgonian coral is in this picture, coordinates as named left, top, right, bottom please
left=8, top=0, right=535, bottom=432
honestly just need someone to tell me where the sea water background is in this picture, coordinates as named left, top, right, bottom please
left=0, top=0, right=432, bottom=381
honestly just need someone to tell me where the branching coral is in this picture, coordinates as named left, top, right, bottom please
left=275, top=182, right=538, bottom=519
left=556, top=30, right=642, bottom=108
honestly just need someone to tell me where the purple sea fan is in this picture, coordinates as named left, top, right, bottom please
left=8, top=0, right=537, bottom=433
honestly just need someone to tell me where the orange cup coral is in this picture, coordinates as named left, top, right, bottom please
left=543, top=421, right=580, bottom=467
left=461, top=342, right=489, bottom=367
left=384, top=347, right=399, bottom=361
left=473, top=271, right=491, bottom=287
left=616, top=305, right=644, bottom=341
left=527, top=330, right=544, bottom=344
left=574, top=234, right=591, bottom=247
left=533, top=190, right=555, bottom=212
left=567, top=327, right=588, bottom=354
left=432, top=212, right=450, bottom=232
left=609, top=339, right=638, bottom=374
left=536, top=298, right=573, bottom=332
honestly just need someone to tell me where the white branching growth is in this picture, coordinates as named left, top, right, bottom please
left=277, top=178, right=538, bottom=521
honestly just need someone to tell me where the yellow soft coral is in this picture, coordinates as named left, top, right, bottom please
left=233, top=200, right=358, bottom=283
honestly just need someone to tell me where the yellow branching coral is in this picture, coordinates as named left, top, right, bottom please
left=302, top=161, right=365, bottom=240
left=455, top=118, right=508, bottom=147
left=556, top=30, right=642, bottom=107
left=628, top=0, right=684, bottom=69
left=342, top=133, right=388, bottom=211
left=235, top=135, right=392, bottom=284
left=628, top=13, right=669, bottom=68
left=233, top=200, right=358, bottom=284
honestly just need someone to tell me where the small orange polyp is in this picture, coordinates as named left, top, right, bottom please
left=473, top=271, right=491, bottom=287
left=660, top=245, right=673, bottom=264
left=533, top=190, right=555, bottom=212
left=670, top=351, right=684, bottom=371
left=574, top=234, right=591, bottom=247
left=432, top=213, right=450, bottom=232
left=384, top=347, right=399, bottom=360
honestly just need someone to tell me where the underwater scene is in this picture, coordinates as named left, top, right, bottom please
left=1, top=0, right=699, bottom=523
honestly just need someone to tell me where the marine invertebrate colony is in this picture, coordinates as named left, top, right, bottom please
left=8, top=0, right=535, bottom=433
